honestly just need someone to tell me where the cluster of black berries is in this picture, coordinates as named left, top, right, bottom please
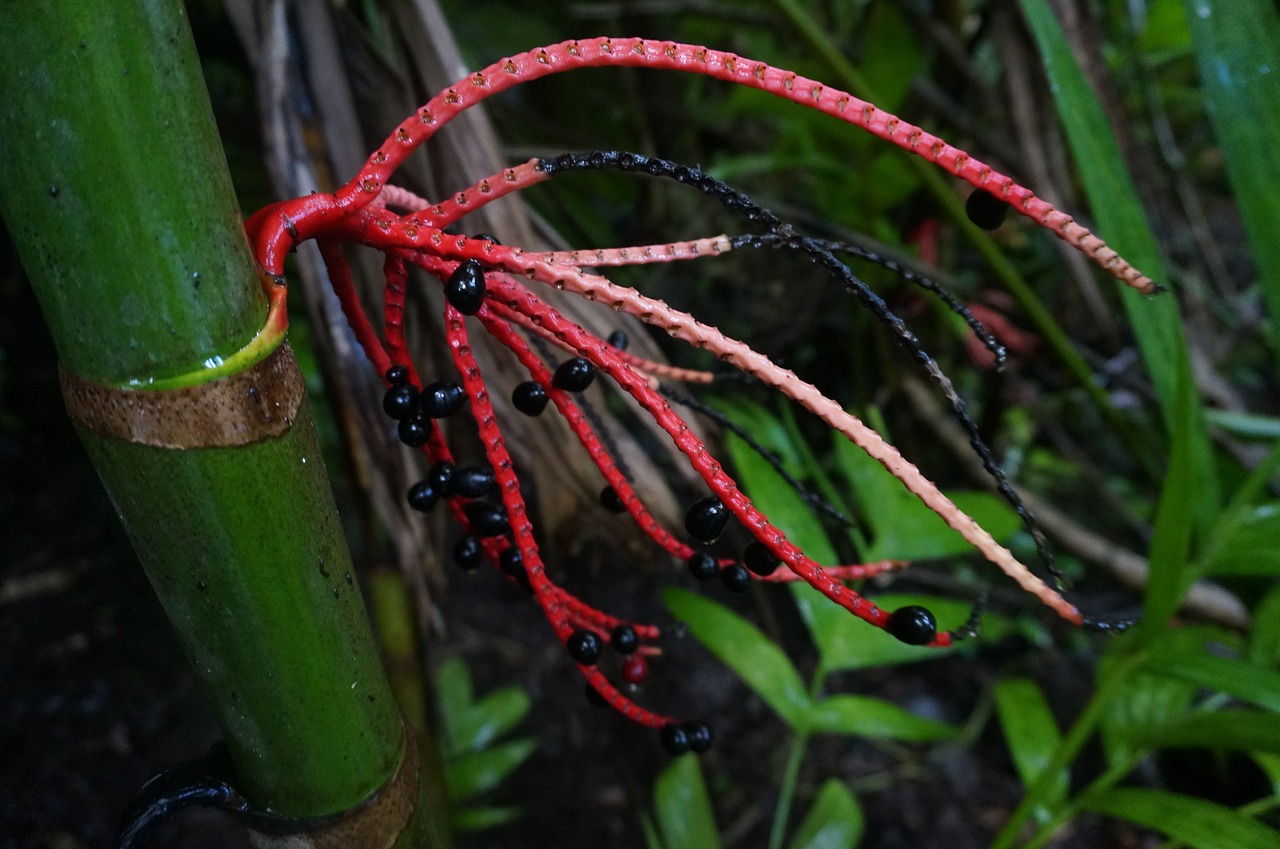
left=382, top=365, right=466, bottom=448
left=680, top=496, right=764, bottom=593
left=510, top=356, right=597, bottom=419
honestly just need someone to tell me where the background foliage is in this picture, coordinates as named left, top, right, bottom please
left=3, top=0, right=1278, bottom=847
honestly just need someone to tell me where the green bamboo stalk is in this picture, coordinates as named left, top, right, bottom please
left=0, top=1, right=440, bottom=841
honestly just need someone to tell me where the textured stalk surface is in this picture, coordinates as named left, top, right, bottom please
left=0, top=0, right=410, bottom=824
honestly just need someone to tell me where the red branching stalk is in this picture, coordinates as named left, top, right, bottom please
left=244, top=38, right=1151, bottom=741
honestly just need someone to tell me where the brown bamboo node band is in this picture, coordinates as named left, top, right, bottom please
left=247, top=722, right=420, bottom=849
left=59, top=341, right=305, bottom=449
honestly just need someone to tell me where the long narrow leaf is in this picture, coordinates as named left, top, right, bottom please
left=1141, top=358, right=1196, bottom=636
left=654, top=755, right=722, bottom=849
left=993, top=678, right=1068, bottom=812
left=1082, top=788, right=1280, bottom=849
left=1140, top=710, right=1280, bottom=753
left=445, top=738, right=539, bottom=800
left=1249, top=587, right=1280, bottom=667
left=1020, top=0, right=1219, bottom=533
left=786, top=779, right=863, bottom=849
left=806, top=694, right=957, bottom=742
left=1201, top=503, right=1280, bottom=577
left=664, top=587, right=812, bottom=729
left=1182, top=0, right=1280, bottom=371
left=1143, top=651, right=1280, bottom=712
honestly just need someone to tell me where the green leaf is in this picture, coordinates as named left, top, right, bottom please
left=807, top=694, right=957, bottom=742
left=856, top=0, right=923, bottom=112
left=1249, top=586, right=1280, bottom=667
left=435, top=657, right=474, bottom=756
left=1140, top=710, right=1280, bottom=753
left=641, top=812, right=663, bottom=849
left=1101, top=665, right=1196, bottom=765
left=451, top=805, right=524, bottom=833
left=1082, top=788, right=1280, bottom=849
left=795, top=588, right=1010, bottom=673
left=1021, top=0, right=1219, bottom=533
left=664, top=587, right=812, bottom=728
left=722, top=404, right=839, bottom=566
left=1139, top=0, right=1194, bottom=54
left=1201, top=502, right=1280, bottom=576
left=786, top=779, right=864, bottom=849
left=993, top=678, right=1068, bottom=812
left=445, top=737, right=538, bottom=801
left=435, top=657, right=532, bottom=756
left=1144, top=651, right=1280, bottom=712
left=832, top=423, right=1020, bottom=561
left=1250, top=753, right=1280, bottom=793
left=654, top=755, right=722, bottom=849
left=1141, top=358, right=1196, bottom=637
left=457, top=688, right=533, bottom=755
left=1182, top=0, right=1280, bottom=374
left=1204, top=410, right=1280, bottom=440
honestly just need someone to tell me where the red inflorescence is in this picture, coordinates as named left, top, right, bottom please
left=244, top=38, right=1151, bottom=750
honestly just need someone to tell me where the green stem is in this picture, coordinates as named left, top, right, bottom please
left=1020, top=756, right=1139, bottom=849
left=769, top=729, right=811, bottom=849
left=0, top=0, right=438, bottom=838
left=769, top=663, right=829, bottom=849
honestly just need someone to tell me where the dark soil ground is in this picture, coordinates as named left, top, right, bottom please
left=0, top=254, right=1155, bottom=849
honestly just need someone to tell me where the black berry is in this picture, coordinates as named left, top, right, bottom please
left=472, top=232, right=501, bottom=245
left=446, top=258, right=486, bottom=315
left=610, top=624, right=639, bottom=655
left=886, top=605, right=938, bottom=645
left=397, top=416, right=430, bottom=447
left=599, top=485, right=627, bottom=514
left=455, top=466, right=496, bottom=498
left=684, top=496, right=729, bottom=542
left=427, top=462, right=457, bottom=497
left=512, top=381, right=549, bottom=416
left=385, top=365, right=409, bottom=385
left=453, top=535, right=481, bottom=570
left=660, top=724, right=690, bottom=755
left=382, top=383, right=419, bottom=420
left=685, top=722, right=714, bottom=753
left=464, top=502, right=508, bottom=537
left=720, top=563, right=751, bottom=593
left=965, top=190, right=1010, bottom=230
left=606, top=329, right=629, bottom=350
left=406, top=480, right=438, bottom=512
left=567, top=630, right=603, bottom=665
left=552, top=357, right=595, bottom=392
left=498, top=547, right=523, bottom=576
left=742, top=541, right=781, bottom=576
left=686, top=551, right=719, bottom=582
left=420, top=381, right=466, bottom=417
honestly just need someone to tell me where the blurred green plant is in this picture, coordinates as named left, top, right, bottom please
left=434, top=657, right=539, bottom=833
left=643, top=753, right=864, bottom=849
